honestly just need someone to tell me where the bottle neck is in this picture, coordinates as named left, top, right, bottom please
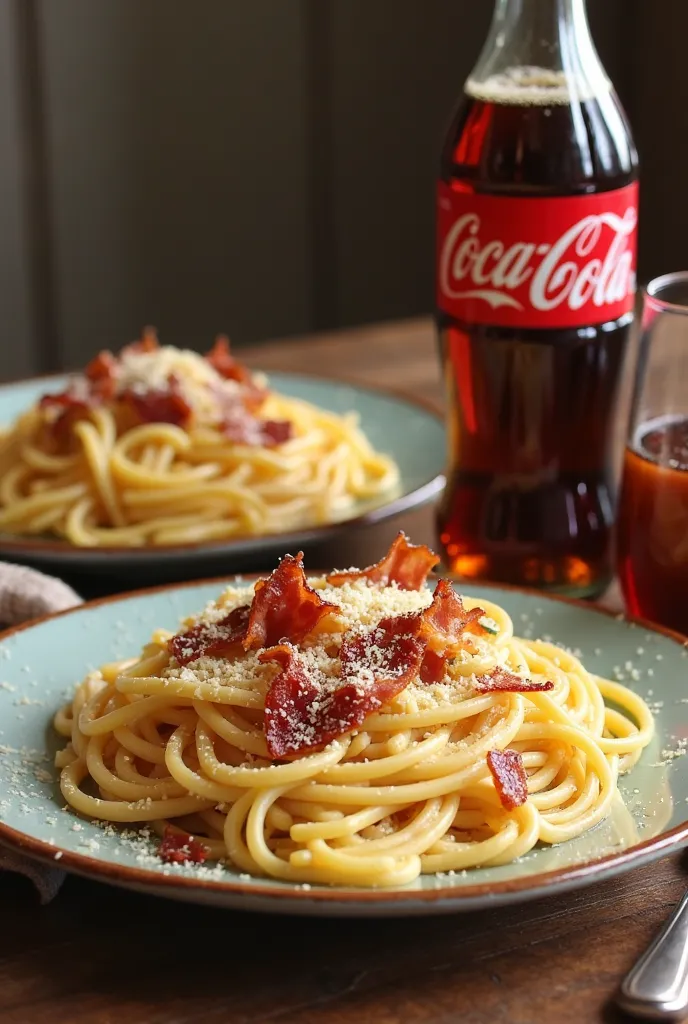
left=469, top=0, right=608, bottom=98
left=492, top=0, right=590, bottom=42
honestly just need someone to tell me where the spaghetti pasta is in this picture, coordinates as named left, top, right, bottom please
left=0, top=332, right=399, bottom=546
left=54, top=536, right=654, bottom=888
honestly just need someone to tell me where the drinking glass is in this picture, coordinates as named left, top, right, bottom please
left=618, top=272, right=688, bottom=634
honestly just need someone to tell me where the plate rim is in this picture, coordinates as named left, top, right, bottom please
left=0, top=575, right=687, bottom=908
left=0, top=368, right=445, bottom=559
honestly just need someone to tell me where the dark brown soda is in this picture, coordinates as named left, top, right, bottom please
left=618, top=417, right=688, bottom=634
left=437, top=78, right=638, bottom=597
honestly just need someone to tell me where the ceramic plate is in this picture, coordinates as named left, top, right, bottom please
left=0, top=578, right=686, bottom=917
left=0, top=372, right=444, bottom=579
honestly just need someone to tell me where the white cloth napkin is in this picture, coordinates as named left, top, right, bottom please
left=0, top=562, right=82, bottom=901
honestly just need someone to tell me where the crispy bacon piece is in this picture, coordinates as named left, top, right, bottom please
left=208, top=341, right=269, bottom=417
left=39, top=391, right=90, bottom=416
left=259, top=644, right=323, bottom=758
left=121, top=375, right=193, bottom=427
left=326, top=532, right=440, bottom=591
left=85, top=350, right=117, bottom=379
left=39, top=390, right=94, bottom=440
left=84, top=350, right=118, bottom=400
left=206, top=335, right=255, bottom=386
left=159, top=825, right=208, bottom=865
left=419, top=648, right=448, bottom=685
left=168, top=604, right=251, bottom=667
left=208, top=344, right=289, bottom=442
left=487, top=749, right=528, bottom=811
left=40, top=348, right=117, bottom=437
left=420, top=580, right=485, bottom=653
left=475, top=668, right=554, bottom=694
left=411, top=580, right=487, bottom=684
left=262, top=419, right=293, bottom=445
left=340, top=615, right=425, bottom=699
left=221, top=408, right=293, bottom=447
left=45, top=370, right=193, bottom=435
left=170, top=554, right=336, bottom=668
left=244, top=554, right=337, bottom=651
left=123, top=327, right=160, bottom=357
left=260, top=616, right=424, bottom=758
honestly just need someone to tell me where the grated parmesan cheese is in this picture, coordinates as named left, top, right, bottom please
left=73, top=343, right=267, bottom=426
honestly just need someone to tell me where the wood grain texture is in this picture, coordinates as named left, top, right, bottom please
left=0, top=317, right=678, bottom=1024
left=0, top=854, right=684, bottom=1024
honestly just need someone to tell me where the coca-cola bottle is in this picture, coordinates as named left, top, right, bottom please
left=436, top=0, right=638, bottom=598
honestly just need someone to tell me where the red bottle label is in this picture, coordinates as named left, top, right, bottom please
left=437, top=181, right=638, bottom=328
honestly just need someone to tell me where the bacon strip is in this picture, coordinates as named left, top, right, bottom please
left=206, top=335, right=255, bottom=387
left=261, top=420, right=293, bottom=446
left=43, top=376, right=193, bottom=435
left=260, top=616, right=424, bottom=758
left=40, top=330, right=292, bottom=447
left=159, top=826, right=208, bottom=865
left=221, top=408, right=293, bottom=447
left=419, top=649, right=448, bottom=685
left=168, top=604, right=251, bottom=667
left=40, top=339, right=180, bottom=436
left=475, top=668, right=554, bottom=694
left=486, top=749, right=528, bottom=810
left=340, top=615, right=425, bottom=701
left=170, top=555, right=337, bottom=667
left=39, top=391, right=91, bottom=417
left=416, top=580, right=486, bottom=683
left=244, top=554, right=337, bottom=651
left=122, top=327, right=160, bottom=357
left=84, top=350, right=118, bottom=400
left=259, top=644, right=324, bottom=758
left=208, top=350, right=290, bottom=445
left=121, top=374, right=192, bottom=427
left=39, top=391, right=95, bottom=440
left=420, top=580, right=485, bottom=653
left=41, top=350, right=118, bottom=428
left=326, top=532, right=440, bottom=591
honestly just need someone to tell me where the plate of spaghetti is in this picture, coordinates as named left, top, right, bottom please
left=0, top=332, right=443, bottom=576
left=0, top=534, right=685, bottom=916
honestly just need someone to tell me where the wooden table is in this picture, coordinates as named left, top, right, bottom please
left=0, top=319, right=676, bottom=1024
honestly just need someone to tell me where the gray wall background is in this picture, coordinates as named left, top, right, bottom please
left=0, top=0, right=675, bottom=377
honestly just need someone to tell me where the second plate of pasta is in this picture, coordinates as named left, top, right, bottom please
left=0, top=362, right=444, bottom=578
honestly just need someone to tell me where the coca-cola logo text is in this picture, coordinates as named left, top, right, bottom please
left=436, top=183, right=638, bottom=328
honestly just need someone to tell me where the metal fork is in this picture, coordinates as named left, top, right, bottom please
left=618, top=891, right=688, bottom=1020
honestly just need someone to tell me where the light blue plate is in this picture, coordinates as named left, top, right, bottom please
left=0, top=372, right=444, bottom=577
left=0, top=579, right=686, bottom=917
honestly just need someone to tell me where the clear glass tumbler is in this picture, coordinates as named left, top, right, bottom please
left=618, top=271, right=688, bottom=634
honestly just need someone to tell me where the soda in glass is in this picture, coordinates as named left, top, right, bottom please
left=618, top=273, right=688, bottom=634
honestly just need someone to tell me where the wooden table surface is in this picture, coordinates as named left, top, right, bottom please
left=0, top=318, right=678, bottom=1024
